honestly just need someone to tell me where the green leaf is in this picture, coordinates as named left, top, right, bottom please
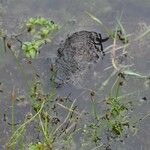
left=23, top=17, right=59, bottom=59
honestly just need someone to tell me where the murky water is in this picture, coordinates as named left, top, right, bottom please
left=0, top=0, right=150, bottom=149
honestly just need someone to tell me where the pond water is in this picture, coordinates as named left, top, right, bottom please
left=0, top=0, right=150, bottom=149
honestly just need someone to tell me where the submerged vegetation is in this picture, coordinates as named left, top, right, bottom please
left=22, top=17, right=59, bottom=58
left=0, top=13, right=150, bottom=150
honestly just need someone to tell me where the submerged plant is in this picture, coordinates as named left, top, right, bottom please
left=22, top=16, right=59, bottom=58
left=86, top=11, right=130, bottom=44
left=81, top=75, right=133, bottom=149
left=103, top=95, right=129, bottom=136
left=22, top=40, right=44, bottom=59
left=28, top=142, right=46, bottom=150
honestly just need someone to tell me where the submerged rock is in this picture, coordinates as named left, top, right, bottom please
left=54, top=30, right=109, bottom=87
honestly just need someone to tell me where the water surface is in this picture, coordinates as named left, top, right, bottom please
left=0, top=0, right=150, bottom=149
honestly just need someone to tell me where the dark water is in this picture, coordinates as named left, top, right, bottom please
left=0, top=0, right=150, bottom=149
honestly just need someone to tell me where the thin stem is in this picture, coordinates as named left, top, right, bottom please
left=6, top=101, right=45, bottom=148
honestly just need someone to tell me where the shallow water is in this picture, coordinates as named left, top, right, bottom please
left=0, top=0, right=150, bottom=149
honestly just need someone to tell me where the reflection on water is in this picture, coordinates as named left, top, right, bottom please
left=0, top=0, right=150, bottom=149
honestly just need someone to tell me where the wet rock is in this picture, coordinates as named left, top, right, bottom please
left=54, top=30, right=109, bottom=86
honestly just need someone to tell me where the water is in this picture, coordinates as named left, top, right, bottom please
left=0, top=0, right=150, bottom=149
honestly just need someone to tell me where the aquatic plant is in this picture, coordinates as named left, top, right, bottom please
left=80, top=78, right=133, bottom=149
left=22, top=17, right=59, bottom=58
left=3, top=12, right=150, bottom=150
left=86, top=11, right=130, bottom=44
